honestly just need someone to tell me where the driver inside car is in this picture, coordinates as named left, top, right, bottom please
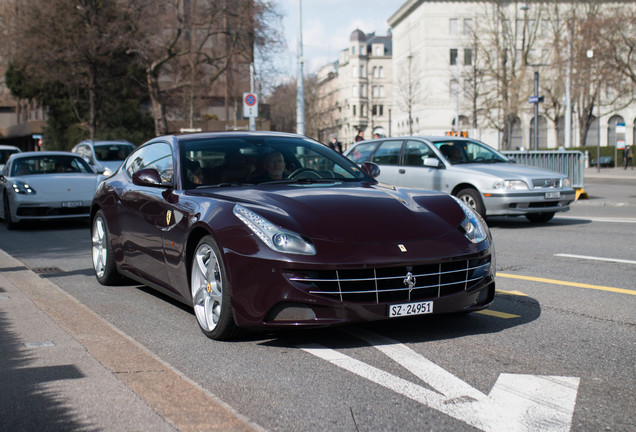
left=251, top=151, right=287, bottom=182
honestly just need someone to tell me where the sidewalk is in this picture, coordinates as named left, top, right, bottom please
left=584, top=166, right=636, bottom=180
left=0, top=249, right=260, bottom=432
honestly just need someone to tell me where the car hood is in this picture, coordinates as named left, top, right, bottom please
left=14, top=173, right=101, bottom=197
left=450, top=162, right=566, bottom=181
left=194, top=183, right=466, bottom=242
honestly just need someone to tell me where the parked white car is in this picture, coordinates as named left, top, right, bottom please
left=0, top=144, right=21, bottom=172
left=345, top=136, right=576, bottom=223
left=72, top=139, right=135, bottom=176
left=0, top=151, right=103, bottom=229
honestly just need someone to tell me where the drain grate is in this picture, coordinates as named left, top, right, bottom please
left=31, top=267, right=65, bottom=275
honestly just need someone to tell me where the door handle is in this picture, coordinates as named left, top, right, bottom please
left=399, top=169, right=406, bottom=174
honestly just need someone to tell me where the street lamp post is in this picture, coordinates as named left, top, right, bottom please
left=587, top=49, right=600, bottom=173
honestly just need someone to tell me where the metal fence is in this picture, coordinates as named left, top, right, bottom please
left=501, top=150, right=585, bottom=189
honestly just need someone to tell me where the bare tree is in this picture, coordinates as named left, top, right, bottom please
left=395, top=53, right=422, bottom=135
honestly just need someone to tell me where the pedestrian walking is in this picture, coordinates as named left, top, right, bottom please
left=625, top=145, right=633, bottom=170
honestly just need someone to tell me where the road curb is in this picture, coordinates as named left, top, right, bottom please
left=0, top=248, right=262, bottom=432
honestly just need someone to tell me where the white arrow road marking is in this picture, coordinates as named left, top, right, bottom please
left=299, top=329, right=579, bottom=432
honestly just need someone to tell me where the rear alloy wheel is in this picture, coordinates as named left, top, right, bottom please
left=190, top=235, right=239, bottom=340
left=91, top=210, right=123, bottom=285
left=525, top=212, right=555, bottom=223
left=456, top=188, right=486, bottom=218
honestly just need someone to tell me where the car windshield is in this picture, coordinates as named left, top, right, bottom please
left=433, top=139, right=510, bottom=165
left=10, top=155, right=93, bottom=176
left=94, top=144, right=134, bottom=162
left=180, top=136, right=370, bottom=189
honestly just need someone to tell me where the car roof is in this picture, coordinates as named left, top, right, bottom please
left=169, top=131, right=307, bottom=141
left=12, top=151, right=81, bottom=158
left=0, top=144, right=21, bottom=150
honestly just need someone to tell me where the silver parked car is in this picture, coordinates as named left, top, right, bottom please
left=345, top=136, right=576, bottom=223
left=72, top=139, right=135, bottom=176
left=0, top=151, right=102, bottom=229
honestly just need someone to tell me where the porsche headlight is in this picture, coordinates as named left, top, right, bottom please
left=11, top=181, right=36, bottom=195
left=452, top=196, right=488, bottom=244
left=233, top=204, right=316, bottom=255
left=493, top=180, right=528, bottom=190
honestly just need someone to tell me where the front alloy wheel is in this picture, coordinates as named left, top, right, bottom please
left=191, top=236, right=238, bottom=340
left=91, top=210, right=122, bottom=285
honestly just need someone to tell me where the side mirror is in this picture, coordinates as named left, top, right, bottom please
left=132, top=168, right=163, bottom=187
left=360, top=161, right=381, bottom=178
left=424, top=157, right=442, bottom=168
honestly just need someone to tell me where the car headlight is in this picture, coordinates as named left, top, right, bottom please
left=11, top=181, right=36, bottom=195
left=561, top=178, right=571, bottom=188
left=493, top=180, right=528, bottom=190
left=452, top=196, right=488, bottom=244
left=233, top=204, right=316, bottom=255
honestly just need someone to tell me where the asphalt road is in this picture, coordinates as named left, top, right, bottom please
left=1, top=172, right=634, bottom=431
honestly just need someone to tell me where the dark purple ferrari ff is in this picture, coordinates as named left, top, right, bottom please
left=90, top=132, right=495, bottom=340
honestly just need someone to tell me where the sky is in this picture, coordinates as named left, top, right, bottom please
left=275, top=0, right=401, bottom=76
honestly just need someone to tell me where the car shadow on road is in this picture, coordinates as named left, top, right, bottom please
left=485, top=216, right=591, bottom=229
left=259, top=292, right=541, bottom=348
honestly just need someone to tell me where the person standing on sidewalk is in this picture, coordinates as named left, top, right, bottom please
left=625, top=145, right=633, bottom=170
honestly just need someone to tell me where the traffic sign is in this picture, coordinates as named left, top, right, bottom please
left=528, top=95, right=544, bottom=104
left=243, top=92, right=258, bottom=118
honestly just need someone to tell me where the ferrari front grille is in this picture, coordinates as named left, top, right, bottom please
left=289, top=257, right=491, bottom=303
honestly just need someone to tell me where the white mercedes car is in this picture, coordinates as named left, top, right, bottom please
left=0, top=151, right=103, bottom=229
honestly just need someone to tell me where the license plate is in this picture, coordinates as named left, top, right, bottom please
left=389, top=300, right=433, bottom=318
left=62, top=201, right=83, bottom=208
left=545, top=192, right=560, bottom=199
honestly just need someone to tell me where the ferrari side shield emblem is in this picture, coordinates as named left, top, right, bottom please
left=398, top=244, right=407, bottom=252
left=166, top=210, right=172, bottom=226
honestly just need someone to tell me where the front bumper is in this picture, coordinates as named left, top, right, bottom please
left=222, top=236, right=495, bottom=328
left=483, top=190, right=576, bottom=216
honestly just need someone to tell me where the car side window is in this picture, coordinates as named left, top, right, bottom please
left=372, top=140, right=402, bottom=166
left=404, top=140, right=436, bottom=167
left=125, top=142, right=173, bottom=185
left=349, top=142, right=379, bottom=163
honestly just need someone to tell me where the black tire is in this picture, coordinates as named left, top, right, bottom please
left=525, top=212, right=555, bottom=223
left=456, top=188, right=486, bottom=218
left=190, top=235, right=240, bottom=340
left=91, top=210, right=123, bottom=285
left=3, top=195, right=18, bottom=230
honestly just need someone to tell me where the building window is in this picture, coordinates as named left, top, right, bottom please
left=450, top=48, right=458, bottom=65
left=379, top=105, right=384, bottom=116
left=361, top=104, right=365, bottom=117
left=372, top=86, right=379, bottom=97
left=463, top=18, right=473, bottom=35
left=374, top=45, right=383, bottom=56
left=464, top=48, right=472, bottom=65
left=353, top=105, right=356, bottom=116
left=360, top=65, right=365, bottom=77
left=352, top=46, right=356, bottom=55
left=449, top=18, right=458, bottom=35
left=352, top=85, right=357, bottom=96
left=379, top=86, right=385, bottom=97
left=372, top=105, right=377, bottom=116
left=379, top=66, right=384, bottom=78
left=373, top=66, right=378, bottom=78
left=360, top=45, right=365, bottom=56
left=352, top=66, right=357, bottom=78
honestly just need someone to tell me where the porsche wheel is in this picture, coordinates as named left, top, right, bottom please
left=91, top=210, right=123, bottom=285
left=3, top=195, right=17, bottom=230
left=191, top=235, right=239, bottom=340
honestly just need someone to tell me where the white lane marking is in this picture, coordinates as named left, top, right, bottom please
left=300, top=329, right=579, bottom=432
left=555, top=253, right=636, bottom=265
left=556, top=215, right=636, bottom=224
